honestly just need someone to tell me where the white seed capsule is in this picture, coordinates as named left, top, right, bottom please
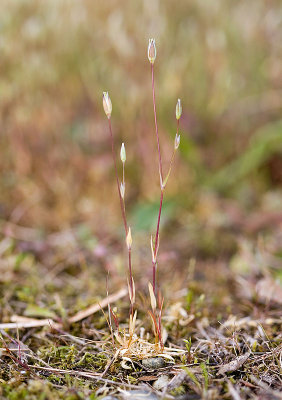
left=148, top=38, right=156, bottom=64
left=120, top=182, right=125, bottom=199
left=103, top=92, right=112, bottom=119
left=120, top=143, right=126, bottom=163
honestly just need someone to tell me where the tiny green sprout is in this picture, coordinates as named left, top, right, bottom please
left=186, top=290, right=194, bottom=313
left=183, top=338, right=192, bottom=353
left=148, top=38, right=156, bottom=64
left=103, top=92, right=112, bottom=119
left=120, top=182, right=125, bottom=199
left=176, top=98, right=182, bottom=120
left=174, top=133, right=180, bottom=150
left=200, top=362, right=209, bottom=391
left=120, top=142, right=126, bottom=163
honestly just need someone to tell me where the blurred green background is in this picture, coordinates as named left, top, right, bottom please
left=1, top=0, right=282, bottom=242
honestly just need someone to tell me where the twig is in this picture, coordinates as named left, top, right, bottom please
left=68, top=287, right=127, bottom=323
left=0, top=319, right=60, bottom=330
left=0, top=288, right=127, bottom=329
left=28, top=364, right=145, bottom=389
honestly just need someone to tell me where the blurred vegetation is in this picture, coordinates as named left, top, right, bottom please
left=1, top=0, right=282, bottom=234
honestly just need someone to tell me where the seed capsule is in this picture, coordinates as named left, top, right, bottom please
left=120, top=143, right=126, bottom=163
left=148, top=39, right=157, bottom=64
left=103, top=92, right=112, bottom=119
left=176, top=98, right=182, bottom=120
left=120, top=182, right=125, bottom=199
left=126, top=227, right=132, bottom=250
left=174, top=133, right=180, bottom=150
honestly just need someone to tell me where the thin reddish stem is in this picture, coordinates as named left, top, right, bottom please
left=108, top=119, right=128, bottom=234
left=152, top=117, right=179, bottom=293
left=152, top=189, right=163, bottom=294
left=154, top=189, right=163, bottom=255
left=152, top=263, right=156, bottom=294
left=128, top=248, right=133, bottom=315
left=151, top=63, right=165, bottom=295
left=151, top=63, right=163, bottom=183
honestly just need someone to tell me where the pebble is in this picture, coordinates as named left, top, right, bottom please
left=122, top=390, right=158, bottom=400
left=153, top=374, right=170, bottom=390
left=142, top=357, right=165, bottom=369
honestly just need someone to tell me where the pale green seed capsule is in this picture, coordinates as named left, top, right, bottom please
left=120, top=143, right=126, bottom=163
left=176, top=98, right=182, bottom=120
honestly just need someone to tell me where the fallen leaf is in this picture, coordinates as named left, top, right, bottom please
left=218, top=352, right=250, bottom=375
left=138, top=375, right=158, bottom=382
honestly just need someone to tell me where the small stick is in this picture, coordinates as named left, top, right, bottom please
left=0, top=287, right=127, bottom=329
left=68, top=287, right=127, bottom=323
left=28, top=364, right=144, bottom=389
left=0, top=319, right=60, bottom=330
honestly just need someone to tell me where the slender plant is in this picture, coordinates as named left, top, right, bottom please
left=103, top=92, right=135, bottom=317
left=147, top=38, right=182, bottom=348
left=102, top=39, right=182, bottom=349
left=148, top=39, right=181, bottom=295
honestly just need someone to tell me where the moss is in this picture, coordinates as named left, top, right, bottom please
left=74, top=352, right=107, bottom=371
